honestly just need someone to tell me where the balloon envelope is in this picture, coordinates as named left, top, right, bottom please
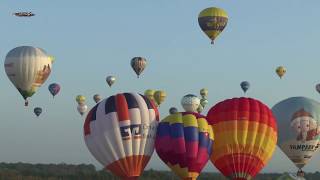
left=207, top=97, right=277, bottom=180
left=76, top=95, right=86, bottom=104
left=77, top=104, right=88, bottom=116
left=155, top=112, right=214, bottom=180
left=84, top=92, right=159, bottom=179
left=106, top=76, right=116, bottom=87
left=144, top=89, right=155, bottom=102
left=34, top=107, right=42, bottom=117
left=276, top=66, right=286, bottom=78
left=48, top=83, right=61, bottom=97
left=93, top=94, right=102, bottom=103
left=4, top=46, right=52, bottom=106
left=181, top=94, right=200, bottom=112
left=272, top=97, right=320, bottom=170
left=200, top=88, right=208, bottom=98
left=240, top=81, right=250, bottom=93
left=154, top=90, right=166, bottom=107
left=131, top=57, right=147, bottom=78
left=315, top=84, right=320, bottom=94
left=198, top=7, right=228, bottom=44
left=169, top=107, right=178, bottom=114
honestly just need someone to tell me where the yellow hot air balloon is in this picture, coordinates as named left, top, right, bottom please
left=144, top=89, right=155, bottom=102
left=76, top=95, right=86, bottom=105
left=154, top=90, right=166, bottom=107
left=200, top=88, right=208, bottom=98
left=276, top=66, right=286, bottom=79
left=198, top=7, right=228, bottom=44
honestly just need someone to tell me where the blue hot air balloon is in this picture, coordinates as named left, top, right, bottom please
left=48, top=83, right=61, bottom=98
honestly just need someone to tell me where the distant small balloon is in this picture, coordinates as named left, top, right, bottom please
left=169, top=107, right=178, bottom=114
left=276, top=66, right=286, bottom=79
left=181, top=94, right=200, bottom=112
left=106, top=76, right=116, bottom=87
left=131, top=57, right=147, bottom=78
left=48, top=83, right=61, bottom=98
left=93, top=94, right=102, bottom=103
left=200, top=88, right=208, bottom=98
left=34, top=107, right=42, bottom=117
left=76, top=95, right=86, bottom=105
left=77, top=104, right=88, bottom=116
left=240, top=81, right=250, bottom=93
left=197, top=104, right=204, bottom=113
left=154, top=90, right=166, bottom=107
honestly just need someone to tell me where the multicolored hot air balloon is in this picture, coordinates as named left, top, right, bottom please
left=106, top=76, right=116, bottom=87
left=131, top=57, right=147, bottom=78
left=240, top=81, right=250, bottom=93
left=169, top=107, right=178, bottom=114
left=154, top=90, right=166, bottom=107
left=76, top=95, right=86, bottom=105
left=4, top=46, right=53, bottom=106
left=198, top=7, right=228, bottom=44
left=207, top=97, right=277, bottom=180
left=77, top=104, right=88, bottom=116
left=34, top=107, right=42, bottom=117
left=272, top=97, right=320, bottom=174
left=276, top=66, right=286, bottom=79
left=181, top=94, right=200, bottom=113
left=93, top=94, right=102, bottom=103
left=155, top=112, right=214, bottom=180
left=48, top=83, right=61, bottom=98
left=84, top=92, right=159, bottom=179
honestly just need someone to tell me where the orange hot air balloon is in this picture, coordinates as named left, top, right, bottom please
left=206, top=97, right=277, bottom=180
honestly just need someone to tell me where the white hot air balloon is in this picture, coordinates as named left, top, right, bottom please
left=77, top=104, right=88, bottom=116
left=4, top=46, right=52, bottom=106
left=181, top=94, right=200, bottom=112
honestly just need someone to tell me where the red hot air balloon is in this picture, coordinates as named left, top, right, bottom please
left=84, top=92, right=159, bottom=180
left=207, top=97, right=277, bottom=180
left=155, top=112, right=214, bottom=180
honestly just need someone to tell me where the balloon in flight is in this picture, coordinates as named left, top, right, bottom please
left=181, top=94, right=201, bottom=113
left=144, top=89, right=155, bottom=102
left=200, top=88, right=208, bottom=99
left=155, top=112, right=214, bottom=180
left=76, top=95, right=86, bottom=105
left=84, top=92, right=159, bottom=179
left=131, top=57, right=147, bottom=78
left=34, top=107, right=42, bottom=117
left=276, top=66, right=286, bottom=79
left=207, top=97, right=277, bottom=180
left=272, top=97, right=320, bottom=172
left=77, top=104, right=88, bottom=116
left=4, top=46, right=53, bottom=106
left=198, top=7, right=228, bottom=44
left=154, top=90, right=166, bottom=107
left=93, top=94, right=102, bottom=103
left=106, top=76, right=116, bottom=87
left=48, top=83, right=61, bottom=98
left=240, top=81, right=250, bottom=93
left=315, top=84, right=320, bottom=94
left=169, top=107, right=178, bottom=114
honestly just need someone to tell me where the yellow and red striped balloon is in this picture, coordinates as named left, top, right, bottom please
left=207, top=97, right=277, bottom=180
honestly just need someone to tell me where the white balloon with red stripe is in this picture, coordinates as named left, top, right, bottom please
left=83, top=92, right=159, bottom=180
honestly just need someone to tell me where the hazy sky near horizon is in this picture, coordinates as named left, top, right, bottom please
left=1, top=0, right=320, bottom=174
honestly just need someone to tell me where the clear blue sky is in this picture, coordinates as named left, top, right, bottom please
left=1, top=0, right=320, bottom=174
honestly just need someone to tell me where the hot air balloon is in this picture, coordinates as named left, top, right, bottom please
left=240, top=81, right=250, bottom=93
left=76, top=95, right=86, bottom=105
left=169, top=107, right=178, bottom=114
left=48, top=83, right=60, bottom=98
left=181, top=94, right=201, bottom=113
left=77, top=104, right=88, bottom=116
left=197, top=104, right=204, bottom=113
left=200, top=98, right=208, bottom=108
left=272, top=97, right=320, bottom=175
left=155, top=112, right=214, bottom=180
left=34, top=107, right=42, bottom=117
left=4, top=46, right=53, bottom=106
left=48, top=55, right=55, bottom=63
left=106, top=76, right=116, bottom=87
left=84, top=92, right=159, bottom=179
left=131, top=57, right=147, bottom=78
left=276, top=66, right=286, bottom=79
left=154, top=90, right=166, bottom=107
left=200, top=88, right=208, bottom=99
left=93, top=94, right=102, bottom=103
left=315, top=84, right=320, bottom=94
left=198, top=7, right=228, bottom=44
left=207, top=97, right=277, bottom=180
left=144, top=89, right=155, bottom=102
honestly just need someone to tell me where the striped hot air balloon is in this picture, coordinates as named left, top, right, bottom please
left=207, top=97, right=277, bottom=180
left=84, top=92, right=159, bottom=180
left=131, top=57, right=147, bottom=78
left=155, top=112, right=214, bottom=180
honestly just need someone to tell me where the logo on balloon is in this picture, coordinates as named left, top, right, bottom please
left=120, top=123, right=157, bottom=140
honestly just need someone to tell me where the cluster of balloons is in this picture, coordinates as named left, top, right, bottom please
left=76, top=95, right=88, bottom=116
left=144, top=89, right=167, bottom=107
